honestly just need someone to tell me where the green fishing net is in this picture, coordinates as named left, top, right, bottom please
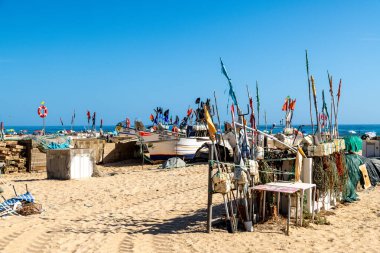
left=344, top=136, right=362, bottom=152
left=343, top=154, right=364, bottom=202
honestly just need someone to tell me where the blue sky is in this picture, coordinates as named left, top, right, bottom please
left=0, top=0, right=379, bottom=126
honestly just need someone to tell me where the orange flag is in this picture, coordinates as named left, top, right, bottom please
left=204, top=105, right=216, bottom=141
left=290, top=99, right=296, bottom=110
left=281, top=98, right=288, bottom=111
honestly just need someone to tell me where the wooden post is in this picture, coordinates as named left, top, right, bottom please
left=312, top=186, right=316, bottom=222
left=262, top=191, right=266, bottom=221
left=300, top=190, right=304, bottom=226
left=295, top=193, right=299, bottom=226
left=207, top=144, right=214, bottom=233
left=287, top=194, right=291, bottom=235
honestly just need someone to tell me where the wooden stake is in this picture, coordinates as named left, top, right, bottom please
left=206, top=143, right=214, bottom=233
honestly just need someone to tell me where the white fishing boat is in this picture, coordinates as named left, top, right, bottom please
left=146, top=136, right=210, bottom=160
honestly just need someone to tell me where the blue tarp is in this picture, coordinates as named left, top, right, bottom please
left=1, top=192, right=35, bottom=209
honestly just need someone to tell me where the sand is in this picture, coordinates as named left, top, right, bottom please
left=0, top=162, right=379, bottom=253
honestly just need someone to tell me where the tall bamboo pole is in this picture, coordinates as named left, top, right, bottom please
left=329, top=74, right=338, bottom=139
left=336, top=79, right=342, bottom=137
left=311, top=76, right=322, bottom=142
left=306, top=50, right=314, bottom=133
left=214, top=91, right=227, bottom=161
left=256, top=81, right=260, bottom=129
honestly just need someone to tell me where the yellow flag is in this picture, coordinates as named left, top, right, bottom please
left=310, top=76, right=316, bottom=97
left=41, top=101, right=45, bottom=105
left=204, top=105, right=216, bottom=141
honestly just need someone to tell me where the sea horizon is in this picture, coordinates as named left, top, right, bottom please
left=3, top=123, right=379, bottom=136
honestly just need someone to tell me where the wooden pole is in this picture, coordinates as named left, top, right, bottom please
left=287, top=193, right=291, bottom=235
left=207, top=143, right=214, bottom=233
left=306, top=50, right=314, bottom=134
left=213, top=91, right=227, bottom=161
left=311, top=76, right=322, bottom=142
left=335, top=79, right=342, bottom=137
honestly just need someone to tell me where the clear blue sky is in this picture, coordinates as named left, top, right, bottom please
left=0, top=0, right=379, bottom=126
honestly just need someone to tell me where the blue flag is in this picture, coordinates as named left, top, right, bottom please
left=220, top=58, right=238, bottom=107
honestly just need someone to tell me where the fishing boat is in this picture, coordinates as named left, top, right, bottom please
left=144, top=135, right=209, bottom=160
left=134, top=101, right=228, bottom=160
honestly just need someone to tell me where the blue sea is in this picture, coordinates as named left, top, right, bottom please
left=261, top=124, right=379, bottom=137
left=3, top=124, right=380, bottom=137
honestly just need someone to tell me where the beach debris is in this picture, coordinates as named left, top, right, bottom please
left=160, top=157, right=186, bottom=169
left=17, top=202, right=42, bottom=216
left=0, top=191, right=40, bottom=217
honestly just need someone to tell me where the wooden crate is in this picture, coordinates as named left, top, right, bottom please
left=47, top=148, right=95, bottom=180
left=18, top=139, right=47, bottom=172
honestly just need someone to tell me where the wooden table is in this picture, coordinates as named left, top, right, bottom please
left=251, top=184, right=299, bottom=235
left=267, top=182, right=316, bottom=227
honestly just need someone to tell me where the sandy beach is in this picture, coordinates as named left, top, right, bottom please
left=0, top=163, right=378, bottom=253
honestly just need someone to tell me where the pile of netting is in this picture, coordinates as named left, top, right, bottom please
left=344, top=154, right=363, bottom=202
left=30, top=135, right=71, bottom=152
left=344, top=136, right=362, bottom=153
left=313, top=153, right=347, bottom=198
left=312, top=152, right=370, bottom=203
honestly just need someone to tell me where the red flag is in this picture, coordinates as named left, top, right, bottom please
left=86, top=111, right=91, bottom=123
left=337, top=79, right=342, bottom=103
left=290, top=99, right=296, bottom=110
left=281, top=100, right=288, bottom=111
left=231, top=104, right=235, bottom=115
left=149, top=114, right=154, bottom=122
left=187, top=108, right=193, bottom=117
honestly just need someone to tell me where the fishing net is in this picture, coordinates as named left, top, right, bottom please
left=31, top=135, right=71, bottom=152
left=313, top=157, right=327, bottom=192
left=343, top=154, right=363, bottom=202
left=258, top=160, right=274, bottom=184
left=313, top=153, right=349, bottom=203
left=334, top=152, right=349, bottom=194
left=344, top=136, right=362, bottom=153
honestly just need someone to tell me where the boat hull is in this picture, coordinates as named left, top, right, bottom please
left=147, top=137, right=210, bottom=160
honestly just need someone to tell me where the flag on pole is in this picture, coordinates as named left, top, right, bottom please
left=149, top=114, right=154, bottom=122
left=322, top=90, right=329, bottom=119
left=187, top=108, right=193, bottom=117
left=163, top=109, right=169, bottom=123
left=220, top=58, right=238, bottom=106
left=311, top=77, right=317, bottom=98
left=71, top=110, right=75, bottom=125
left=249, top=96, right=256, bottom=129
left=87, top=111, right=91, bottom=124
left=174, top=115, right=179, bottom=125
left=282, top=97, right=289, bottom=111
left=204, top=105, right=216, bottom=141
left=100, top=119, right=103, bottom=128
left=92, top=112, right=96, bottom=127
left=290, top=99, right=296, bottom=110
left=60, top=117, right=64, bottom=126
left=337, top=79, right=342, bottom=103
left=256, top=81, right=260, bottom=126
